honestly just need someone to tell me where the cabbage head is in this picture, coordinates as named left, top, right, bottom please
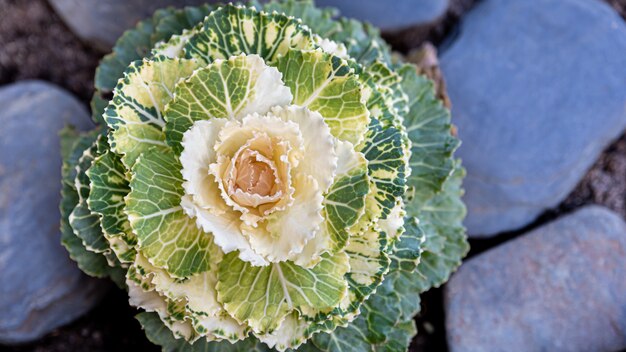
left=60, top=1, right=468, bottom=351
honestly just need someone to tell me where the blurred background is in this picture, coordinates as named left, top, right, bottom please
left=1, top=0, right=625, bottom=351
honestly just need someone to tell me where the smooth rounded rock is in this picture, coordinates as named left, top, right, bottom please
left=0, top=81, right=102, bottom=344
left=316, top=0, right=449, bottom=31
left=445, top=206, right=626, bottom=352
left=441, top=0, right=626, bottom=236
left=47, top=0, right=215, bottom=50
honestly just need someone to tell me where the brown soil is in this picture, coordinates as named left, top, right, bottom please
left=0, top=0, right=102, bottom=103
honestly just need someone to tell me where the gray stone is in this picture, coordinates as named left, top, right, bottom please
left=0, top=81, right=102, bottom=344
left=440, top=0, right=626, bottom=236
left=445, top=206, right=626, bottom=352
left=316, top=0, right=449, bottom=31
left=47, top=0, right=216, bottom=50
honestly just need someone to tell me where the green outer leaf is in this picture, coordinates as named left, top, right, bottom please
left=90, top=93, right=109, bottom=126
left=105, top=56, right=199, bottom=168
left=126, top=148, right=213, bottom=278
left=87, top=149, right=131, bottom=238
left=151, top=5, right=214, bottom=44
left=216, top=252, right=349, bottom=334
left=400, top=64, right=459, bottom=208
left=305, top=323, right=370, bottom=352
left=311, top=278, right=401, bottom=351
left=60, top=128, right=125, bottom=285
left=87, top=148, right=137, bottom=263
left=70, top=138, right=110, bottom=253
left=328, top=18, right=391, bottom=67
left=260, top=0, right=340, bottom=38
left=388, top=217, right=424, bottom=272
left=373, top=319, right=416, bottom=352
left=412, top=163, right=469, bottom=292
left=150, top=5, right=215, bottom=59
left=136, top=312, right=270, bottom=352
left=70, top=201, right=110, bottom=253
left=94, top=6, right=200, bottom=93
left=95, top=17, right=156, bottom=93
left=276, top=49, right=369, bottom=145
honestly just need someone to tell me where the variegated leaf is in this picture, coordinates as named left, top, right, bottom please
left=276, top=49, right=369, bottom=145
left=126, top=148, right=214, bottom=278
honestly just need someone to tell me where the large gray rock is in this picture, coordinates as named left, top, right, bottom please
left=48, top=0, right=214, bottom=50
left=441, top=0, right=626, bottom=236
left=445, top=206, right=626, bottom=352
left=316, top=0, right=449, bottom=31
left=0, top=81, right=102, bottom=343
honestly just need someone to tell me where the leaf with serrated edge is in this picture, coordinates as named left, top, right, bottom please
left=70, top=138, right=110, bottom=254
left=164, top=53, right=292, bottom=153
left=400, top=64, right=459, bottom=207
left=136, top=312, right=270, bottom=352
left=389, top=217, right=425, bottom=272
left=276, top=49, right=369, bottom=145
left=60, top=129, right=125, bottom=284
left=126, top=148, right=214, bottom=278
left=129, top=252, right=248, bottom=342
left=358, top=118, right=408, bottom=222
left=216, top=252, right=349, bottom=334
left=322, top=163, right=369, bottom=251
left=412, top=163, right=468, bottom=292
left=184, top=4, right=314, bottom=64
left=260, top=0, right=340, bottom=38
left=105, top=56, right=199, bottom=169
left=87, top=148, right=137, bottom=263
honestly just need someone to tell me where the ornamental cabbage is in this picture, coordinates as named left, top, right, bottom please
left=59, top=1, right=468, bottom=351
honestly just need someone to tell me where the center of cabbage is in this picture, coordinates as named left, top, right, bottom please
left=232, top=149, right=279, bottom=200
left=221, top=132, right=288, bottom=216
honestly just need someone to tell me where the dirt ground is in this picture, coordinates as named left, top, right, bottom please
left=0, top=0, right=624, bottom=351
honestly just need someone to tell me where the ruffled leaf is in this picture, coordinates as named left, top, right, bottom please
left=259, top=0, right=340, bottom=38
left=339, top=224, right=390, bottom=319
left=165, top=54, right=292, bottom=153
left=359, top=118, right=408, bottom=221
left=152, top=5, right=214, bottom=45
left=400, top=64, right=459, bottom=207
left=276, top=49, right=369, bottom=145
left=216, top=252, right=349, bottom=334
left=327, top=18, right=391, bottom=67
left=126, top=148, right=214, bottom=278
left=136, top=312, right=269, bottom=352
left=87, top=147, right=137, bottom=263
left=60, top=128, right=125, bottom=284
left=184, top=4, right=314, bottom=64
left=105, top=56, right=199, bottom=169
left=129, top=252, right=248, bottom=342
left=95, top=18, right=156, bottom=94
left=388, top=217, right=424, bottom=272
left=412, top=163, right=469, bottom=292
left=70, top=139, right=110, bottom=253
left=362, top=61, right=408, bottom=129
left=320, top=156, right=369, bottom=253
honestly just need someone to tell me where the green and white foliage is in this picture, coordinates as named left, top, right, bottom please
left=61, top=1, right=468, bottom=351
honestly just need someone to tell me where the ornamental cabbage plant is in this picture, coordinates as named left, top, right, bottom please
left=59, top=1, right=468, bottom=351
